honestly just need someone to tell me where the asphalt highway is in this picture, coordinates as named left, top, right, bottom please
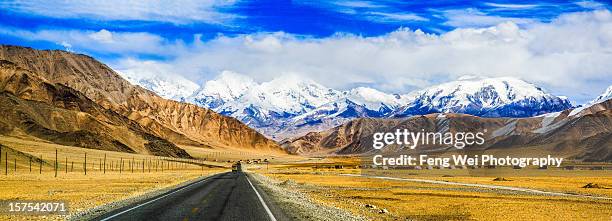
left=94, top=172, right=289, bottom=221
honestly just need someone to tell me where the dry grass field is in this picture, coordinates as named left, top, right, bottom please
left=0, top=136, right=228, bottom=220
left=252, top=160, right=612, bottom=221
left=2, top=135, right=611, bottom=221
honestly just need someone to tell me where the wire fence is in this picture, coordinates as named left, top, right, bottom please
left=0, top=146, right=255, bottom=177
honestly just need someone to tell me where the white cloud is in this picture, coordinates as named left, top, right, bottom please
left=89, top=29, right=114, bottom=43
left=5, top=9, right=611, bottom=103
left=0, top=27, right=187, bottom=56
left=575, top=1, right=606, bottom=9
left=333, top=1, right=384, bottom=9
left=305, top=0, right=427, bottom=23
left=0, top=0, right=237, bottom=24
left=442, top=8, right=536, bottom=27
left=114, top=9, right=610, bottom=103
left=484, top=3, right=540, bottom=10
left=367, top=12, right=429, bottom=22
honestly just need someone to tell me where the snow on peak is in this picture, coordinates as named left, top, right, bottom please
left=196, top=71, right=256, bottom=101
left=117, top=68, right=199, bottom=100
left=121, top=69, right=576, bottom=139
left=416, top=76, right=554, bottom=108
left=345, top=87, right=410, bottom=110
left=235, top=75, right=342, bottom=114
left=188, top=72, right=343, bottom=120
left=568, top=85, right=612, bottom=117
left=591, top=85, right=612, bottom=104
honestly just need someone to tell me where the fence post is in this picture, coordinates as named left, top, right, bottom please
left=29, top=156, right=32, bottom=172
left=5, top=151, right=8, bottom=175
left=84, top=153, right=87, bottom=175
left=13, top=158, right=16, bottom=173
left=120, top=158, right=123, bottom=174
left=71, top=161, right=74, bottom=172
left=39, top=155, right=42, bottom=174
left=55, top=149, right=58, bottom=178
left=103, top=154, right=106, bottom=174
left=65, top=157, right=68, bottom=174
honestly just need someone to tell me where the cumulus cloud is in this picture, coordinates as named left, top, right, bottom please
left=5, top=9, right=611, bottom=103
left=118, top=10, right=612, bottom=103
left=0, top=0, right=237, bottom=24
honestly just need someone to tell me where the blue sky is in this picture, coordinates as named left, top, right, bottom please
left=1, top=0, right=611, bottom=103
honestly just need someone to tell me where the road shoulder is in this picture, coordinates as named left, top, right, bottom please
left=248, top=172, right=366, bottom=221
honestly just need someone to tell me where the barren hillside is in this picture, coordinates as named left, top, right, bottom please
left=0, top=45, right=284, bottom=154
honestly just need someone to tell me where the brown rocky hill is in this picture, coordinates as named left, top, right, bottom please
left=0, top=45, right=283, bottom=154
left=284, top=99, right=612, bottom=161
left=0, top=60, right=190, bottom=157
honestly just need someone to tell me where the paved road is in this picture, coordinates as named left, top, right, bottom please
left=95, top=172, right=289, bottom=221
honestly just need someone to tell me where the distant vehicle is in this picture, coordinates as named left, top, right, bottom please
left=232, top=162, right=242, bottom=173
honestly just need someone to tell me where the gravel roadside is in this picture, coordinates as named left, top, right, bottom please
left=249, top=173, right=368, bottom=221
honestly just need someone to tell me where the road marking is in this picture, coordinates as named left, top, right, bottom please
left=99, top=174, right=217, bottom=221
left=246, top=174, right=278, bottom=221
left=341, top=174, right=612, bottom=200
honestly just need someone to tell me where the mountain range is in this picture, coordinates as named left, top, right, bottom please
left=121, top=70, right=573, bottom=140
left=282, top=91, right=612, bottom=161
left=2, top=45, right=608, bottom=161
left=0, top=45, right=284, bottom=157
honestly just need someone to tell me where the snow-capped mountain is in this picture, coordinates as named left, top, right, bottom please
left=189, top=71, right=258, bottom=109
left=392, top=76, right=572, bottom=118
left=591, top=85, right=612, bottom=104
left=118, top=69, right=199, bottom=101
left=122, top=72, right=575, bottom=140
left=289, top=87, right=411, bottom=129
left=566, top=85, right=612, bottom=117
left=188, top=72, right=343, bottom=130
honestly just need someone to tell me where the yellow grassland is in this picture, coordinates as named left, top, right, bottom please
left=253, top=160, right=612, bottom=221
left=0, top=136, right=226, bottom=220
